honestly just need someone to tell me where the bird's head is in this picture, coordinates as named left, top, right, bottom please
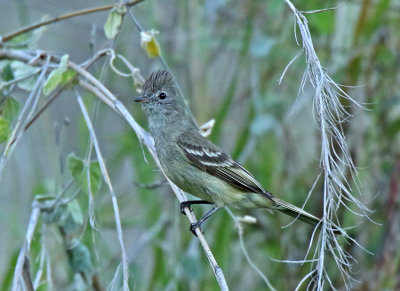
left=134, top=69, right=178, bottom=109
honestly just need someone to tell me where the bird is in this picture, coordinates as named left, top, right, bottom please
left=135, top=69, right=329, bottom=235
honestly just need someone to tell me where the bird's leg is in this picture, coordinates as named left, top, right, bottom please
left=190, top=206, right=221, bottom=236
left=180, top=200, right=213, bottom=214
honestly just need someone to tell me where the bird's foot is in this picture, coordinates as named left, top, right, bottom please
left=190, top=221, right=204, bottom=237
left=180, top=201, right=192, bottom=215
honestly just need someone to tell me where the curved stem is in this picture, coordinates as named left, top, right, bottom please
left=0, top=0, right=144, bottom=44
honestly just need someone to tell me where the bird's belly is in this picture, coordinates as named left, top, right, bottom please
left=164, top=163, right=255, bottom=207
left=165, top=163, right=215, bottom=202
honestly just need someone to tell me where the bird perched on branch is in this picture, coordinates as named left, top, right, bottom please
left=135, top=69, right=332, bottom=235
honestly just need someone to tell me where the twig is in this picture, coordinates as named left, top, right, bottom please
left=83, top=18, right=125, bottom=231
left=79, top=49, right=112, bottom=69
left=0, top=49, right=110, bottom=146
left=22, top=258, right=34, bottom=291
left=125, top=8, right=144, bottom=31
left=0, top=56, right=49, bottom=178
left=23, top=49, right=111, bottom=132
left=0, top=0, right=145, bottom=44
left=76, top=93, right=130, bottom=291
left=0, top=67, right=42, bottom=90
left=226, top=209, right=276, bottom=291
left=12, top=204, right=41, bottom=291
left=133, top=179, right=168, bottom=189
left=50, top=179, right=75, bottom=209
left=33, top=223, right=47, bottom=289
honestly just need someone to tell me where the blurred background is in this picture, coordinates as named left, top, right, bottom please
left=0, top=0, right=399, bottom=290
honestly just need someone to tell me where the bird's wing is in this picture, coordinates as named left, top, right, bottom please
left=177, top=136, right=271, bottom=197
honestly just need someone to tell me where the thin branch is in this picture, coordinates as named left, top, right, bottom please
left=0, top=67, right=42, bottom=90
left=0, top=49, right=110, bottom=144
left=126, top=8, right=144, bottom=32
left=33, top=223, right=47, bottom=289
left=23, top=49, right=111, bottom=131
left=76, top=93, right=130, bottom=291
left=0, top=56, right=49, bottom=178
left=83, top=20, right=125, bottom=232
left=22, top=257, right=34, bottom=291
left=133, top=179, right=168, bottom=189
left=12, top=204, right=41, bottom=291
left=226, top=209, right=275, bottom=291
left=0, top=0, right=145, bottom=44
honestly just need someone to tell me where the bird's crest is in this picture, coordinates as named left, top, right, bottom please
left=143, top=69, right=175, bottom=94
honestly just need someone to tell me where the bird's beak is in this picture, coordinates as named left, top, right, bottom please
left=134, top=96, right=150, bottom=103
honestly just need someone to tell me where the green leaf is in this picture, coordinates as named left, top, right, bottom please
left=88, top=161, right=102, bottom=195
left=67, top=153, right=102, bottom=195
left=43, top=55, right=76, bottom=96
left=59, top=54, right=69, bottom=69
left=0, top=116, right=10, bottom=143
left=104, top=7, right=126, bottom=39
left=67, top=153, right=85, bottom=179
left=8, top=33, right=30, bottom=45
left=67, top=199, right=83, bottom=225
left=67, top=241, right=93, bottom=274
left=1, top=97, right=20, bottom=122
left=11, top=61, right=38, bottom=91
left=43, top=68, right=63, bottom=96
left=1, top=63, right=14, bottom=82
left=61, top=204, right=81, bottom=232
left=60, top=69, right=76, bottom=86
left=0, top=60, right=11, bottom=75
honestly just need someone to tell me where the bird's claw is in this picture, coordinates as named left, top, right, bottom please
left=180, top=201, right=192, bottom=215
left=190, top=222, right=204, bottom=237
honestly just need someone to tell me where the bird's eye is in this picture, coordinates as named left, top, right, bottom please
left=158, top=92, right=167, bottom=99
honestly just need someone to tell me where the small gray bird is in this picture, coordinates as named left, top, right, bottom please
left=135, top=69, right=325, bottom=234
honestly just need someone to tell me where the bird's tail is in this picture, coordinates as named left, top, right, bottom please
left=272, top=197, right=321, bottom=228
left=267, top=197, right=341, bottom=235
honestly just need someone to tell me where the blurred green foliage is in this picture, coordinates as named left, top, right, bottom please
left=0, top=0, right=399, bottom=290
